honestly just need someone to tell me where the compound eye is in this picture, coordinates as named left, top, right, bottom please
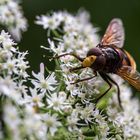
left=90, top=56, right=94, bottom=60
left=87, top=48, right=102, bottom=56
left=90, top=55, right=96, bottom=62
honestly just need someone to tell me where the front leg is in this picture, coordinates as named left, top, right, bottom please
left=69, top=66, right=85, bottom=72
left=53, top=52, right=84, bottom=62
left=71, top=71, right=97, bottom=84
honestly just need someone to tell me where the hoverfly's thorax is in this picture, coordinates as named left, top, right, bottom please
left=91, top=55, right=106, bottom=71
left=100, top=47, right=122, bottom=73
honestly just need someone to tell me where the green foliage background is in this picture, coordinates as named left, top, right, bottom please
left=20, top=0, right=140, bottom=80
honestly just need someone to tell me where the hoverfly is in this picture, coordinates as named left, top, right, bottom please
left=54, top=18, right=140, bottom=108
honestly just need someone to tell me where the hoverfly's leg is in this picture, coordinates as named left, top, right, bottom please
left=53, top=52, right=84, bottom=62
left=71, top=74, right=97, bottom=84
left=69, top=66, right=84, bottom=72
left=104, top=74, right=122, bottom=110
left=95, top=73, right=112, bottom=104
left=70, top=70, right=97, bottom=84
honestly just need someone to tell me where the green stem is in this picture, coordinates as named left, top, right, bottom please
left=52, top=30, right=61, bottom=38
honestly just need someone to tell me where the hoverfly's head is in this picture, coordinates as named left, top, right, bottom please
left=82, top=55, right=96, bottom=67
left=87, top=47, right=102, bottom=57
left=82, top=47, right=104, bottom=68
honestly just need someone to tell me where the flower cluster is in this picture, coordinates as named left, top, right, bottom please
left=36, top=10, right=99, bottom=57
left=0, top=9, right=140, bottom=140
left=107, top=75, right=140, bottom=139
left=0, top=0, right=27, bottom=41
left=36, top=10, right=140, bottom=139
left=0, top=30, right=62, bottom=140
left=0, top=30, right=29, bottom=102
left=0, top=30, right=28, bottom=139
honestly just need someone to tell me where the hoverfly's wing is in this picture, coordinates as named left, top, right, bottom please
left=124, top=50, right=136, bottom=71
left=101, top=18, right=125, bottom=48
left=117, top=66, right=140, bottom=91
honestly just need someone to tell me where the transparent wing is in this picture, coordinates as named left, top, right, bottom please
left=117, top=66, right=140, bottom=91
left=101, top=18, right=125, bottom=48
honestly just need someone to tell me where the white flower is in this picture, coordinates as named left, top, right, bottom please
left=16, top=51, right=29, bottom=78
left=46, top=91, right=69, bottom=113
left=80, top=103, right=95, bottom=124
left=36, top=11, right=64, bottom=30
left=41, top=39, right=64, bottom=55
left=9, top=16, right=27, bottom=41
left=0, top=76, right=22, bottom=102
left=3, top=58, right=17, bottom=74
left=67, top=109, right=79, bottom=132
left=36, top=15, right=50, bottom=29
left=0, top=49, right=12, bottom=62
left=4, top=102, right=21, bottom=140
left=66, top=81, right=80, bottom=96
left=16, top=81, right=28, bottom=95
left=41, top=113, right=62, bottom=136
left=0, top=30, right=16, bottom=50
left=4, top=102, right=21, bottom=129
left=98, top=123, right=109, bottom=139
left=0, top=0, right=28, bottom=41
left=49, top=39, right=64, bottom=54
left=24, top=105, right=47, bottom=140
left=22, top=88, right=45, bottom=107
left=32, top=63, right=57, bottom=94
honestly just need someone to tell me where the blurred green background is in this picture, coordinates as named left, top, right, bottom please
left=20, top=0, right=140, bottom=74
